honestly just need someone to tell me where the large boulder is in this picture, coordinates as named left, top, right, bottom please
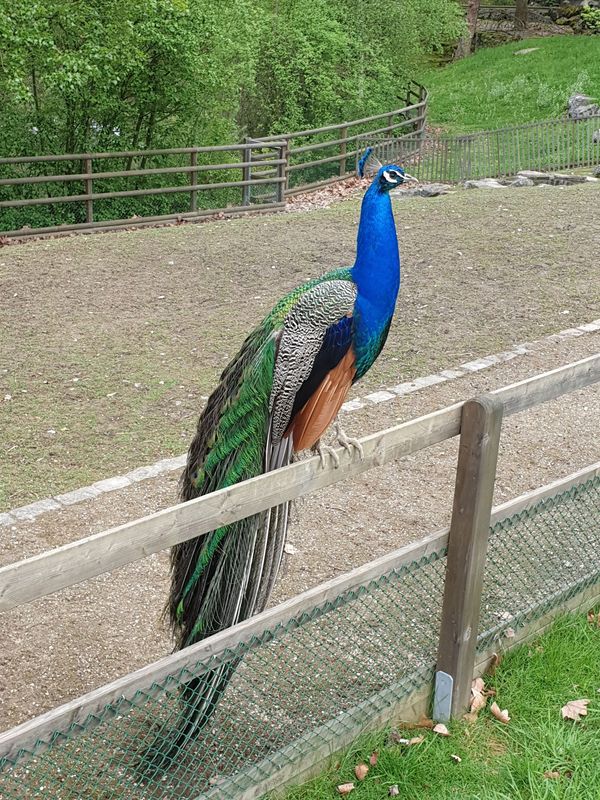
left=567, top=94, right=600, bottom=119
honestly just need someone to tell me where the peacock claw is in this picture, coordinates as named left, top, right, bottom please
left=334, top=422, right=364, bottom=460
left=316, top=442, right=340, bottom=469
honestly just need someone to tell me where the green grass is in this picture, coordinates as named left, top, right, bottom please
left=419, top=36, right=600, bottom=133
left=279, top=612, right=600, bottom=799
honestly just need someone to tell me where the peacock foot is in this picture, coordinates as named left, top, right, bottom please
left=334, top=421, right=364, bottom=460
left=314, top=440, right=340, bottom=469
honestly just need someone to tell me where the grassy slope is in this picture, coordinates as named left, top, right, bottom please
left=280, top=612, right=600, bottom=800
left=418, top=36, right=600, bottom=132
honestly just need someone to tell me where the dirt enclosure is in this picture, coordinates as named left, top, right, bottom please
left=0, top=181, right=599, bottom=730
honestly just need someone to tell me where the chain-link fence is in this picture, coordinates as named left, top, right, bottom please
left=1, top=473, right=598, bottom=800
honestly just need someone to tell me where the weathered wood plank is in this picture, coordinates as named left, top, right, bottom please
left=0, top=353, right=598, bottom=612
left=0, top=403, right=462, bottom=612
left=436, top=396, right=504, bottom=718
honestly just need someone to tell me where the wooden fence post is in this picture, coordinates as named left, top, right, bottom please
left=434, top=394, right=503, bottom=720
left=84, top=156, right=93, bottom=223
left=190, top=150, right=198, bottom=212
left=339, top=125, right=348, bottom=176
left=276, top=141, right=288, bottom=204
left=242, top=137, right=252, bottom=206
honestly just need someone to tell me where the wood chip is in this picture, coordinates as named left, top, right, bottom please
left=337, top=783, right=354, bottom=795
left=409, top=735, right=425, bottom=745
left=490, top=702, right=510, bottom=724
left=388, top=786, right=399, bottom=797
left=354, top=763, right=369, bottom=781
left=450, top=754, right=462, bottom=763
left=433, top=723, right=450, bottom=736
left=544, top=770, right=561, bottom=779
left=561, top=699, right=590, bottom=721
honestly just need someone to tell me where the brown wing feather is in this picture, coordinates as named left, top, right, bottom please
left=288, top=348, right=356, bottom=451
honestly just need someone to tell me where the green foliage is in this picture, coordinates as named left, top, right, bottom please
left=419, top=35, right=600, bottom=132
left=0, top=0, right=463, bottom=228
left=581, top=7, right=600, bottom=33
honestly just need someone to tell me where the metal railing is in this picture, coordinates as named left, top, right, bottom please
left=363, top=114, right=600, bottom=183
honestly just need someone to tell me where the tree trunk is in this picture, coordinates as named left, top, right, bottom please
left=514, top=0, right=528, bottom=31
left=454, top=0, right=480, bottom=60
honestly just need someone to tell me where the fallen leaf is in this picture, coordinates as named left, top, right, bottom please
left=561, top=699, right=590, bottom=721
left=472, top=677, right=485, bottom=694
left=354, top=764, right=369, bottom=781
left=471, top=691, right=487, bottom=714
left=463, top=711, right=478, bottom=725
left=409, top=735, right=425, bottom=745
left=369, top=751, right=379, bottom=766
left=450, top=754, right=462, bottom=763
left=544, top=770, right=560, bottom=779
left=485, top=652, right=502, bottom=676
left=505, top=627, right=515, bottom=639
left=587, top=610, right=600, bottom=627
left=337, top=783, right=354, bottom=795
left=433, top=723, right=450, bottom=736
left=388, top=786, right=400, bottom=797
left=490, top=702, right=510, bottom=724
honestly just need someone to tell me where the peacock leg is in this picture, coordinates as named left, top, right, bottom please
left=313, top=439, right=340, bottom=469
left=334, top=420, right=364, bottom=460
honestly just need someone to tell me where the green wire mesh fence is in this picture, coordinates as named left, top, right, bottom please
left=1, top=475, right=599, bottom=799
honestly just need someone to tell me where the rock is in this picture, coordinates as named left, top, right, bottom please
left=567, top=94, right=600, bottom=120
left=517, top=170, right=551, bottom=183
left=594, top=166, right=600, bottom=178
left=549, top=173, right=587, bottom=185
left=593, top=130, right=600, bottom=144
left=514, top=47, right=539, bottom=55
left=463, top=178, right=506, bottom=190
left=394, top=183, right=452, bottom=198
left=509, top=175, right=534, bottom=187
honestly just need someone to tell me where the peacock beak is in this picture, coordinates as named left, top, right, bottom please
left=402, top=173, right=419, bottom=183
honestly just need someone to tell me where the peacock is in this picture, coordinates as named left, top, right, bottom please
left=141, top=149, right=414, bottom=774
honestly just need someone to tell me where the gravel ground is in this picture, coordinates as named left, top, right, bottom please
left=1, top=330, right=598, bottom=731
left=1, top=181, right=599, bottom=510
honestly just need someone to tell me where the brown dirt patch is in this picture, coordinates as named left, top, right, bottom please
left=1, top=181, right=599, bottom=510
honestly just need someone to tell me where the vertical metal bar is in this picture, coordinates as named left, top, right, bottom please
left=84, top=157, right=93, bottom=224
left=190, top=150, right=198, bottom=212
left=434, top=395, right=504, bottom=720
left=339, top=125, right=348, bottom=176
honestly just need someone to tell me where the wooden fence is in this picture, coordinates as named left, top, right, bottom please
left=0, top=83, right=427, bottom=239
left=1, top=353, right=599, bottom=795
left=249, top=80, right=427, bottom=197
left=365, top=114, right=600, bottom=183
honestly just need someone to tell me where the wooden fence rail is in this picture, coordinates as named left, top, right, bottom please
left=0, top=83, right=427, bottom=238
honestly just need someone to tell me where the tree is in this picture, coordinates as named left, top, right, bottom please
left=515, top=0, right=528, bottom=32
left=454, top=0, right=480, bottom=60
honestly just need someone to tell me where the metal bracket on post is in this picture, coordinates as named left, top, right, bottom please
left=433, top=671, right=453, bottom=722
left=435, top=394, right=504, bottom=719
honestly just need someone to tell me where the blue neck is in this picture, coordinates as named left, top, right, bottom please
left=351, top=182, right=400, bottom=311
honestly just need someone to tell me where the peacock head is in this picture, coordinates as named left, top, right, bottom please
left=358, top=147, right=417, bottom=192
